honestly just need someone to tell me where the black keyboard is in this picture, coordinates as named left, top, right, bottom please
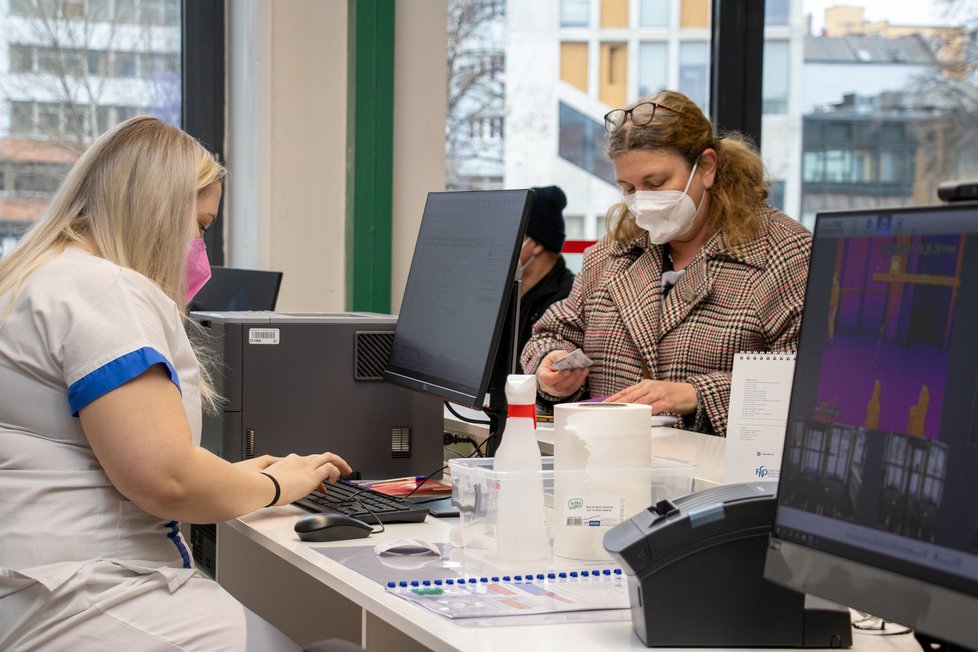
left=294, top=480, right=428, bottom=524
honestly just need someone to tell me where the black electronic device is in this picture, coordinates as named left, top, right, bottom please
left=383, top=189, right=534, bottom=455
left=190, top=311, right=443, bottom=476
left=188, top=311, right=443, bottom=577
left=294, top=512, right=374, bottom=542
left=189, top=265, right=283, bottom=311
left=407, top=495, right=459, bottom=517
left=604, top=482, right=852, bottom=648
left=937, top=179, right=978, bottom=203
left=294, top=479, right=429, bottom=524
left=764, top=202, right=978, bottom=651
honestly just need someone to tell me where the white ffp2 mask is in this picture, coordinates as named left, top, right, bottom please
left=624, top=160, right=701, bottom=244
left=515, top=238, right=535, bottom=280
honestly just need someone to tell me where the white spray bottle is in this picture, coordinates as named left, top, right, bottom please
left=492, top=374, right=549, bottom=561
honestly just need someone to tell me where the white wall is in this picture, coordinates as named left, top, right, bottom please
left=227, top=1, right=447, bottom=313
left=227, top=0, right=347, bottom=311
left=392, top=2, right=447, bottom=313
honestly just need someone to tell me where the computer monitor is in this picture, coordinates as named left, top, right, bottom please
left=189, top=265, right=283, bottom=312
left=764, top=202, right=978, bottom=649
left=383, top=189, right=533, bottom=452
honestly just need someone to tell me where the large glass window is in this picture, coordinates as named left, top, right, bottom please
left=678, top=41, right=709, bottom=110
left=558, top=101, right=615, bottom=185
left=639, top=0, right=669, bottom=28
left=560, top=0, right=589, bottom=27
left=638, top=42, right=668, bottom=98
left=447, top=0, right=713, bottom=239
left=0, top=0, right=185, bottom=249
left=763, top=40, right=789, bottom=115
left=761, top=1, right=978, bottom=229
left=765, top=0, right=789, bottom=26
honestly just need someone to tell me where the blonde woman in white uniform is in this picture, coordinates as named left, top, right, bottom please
left=0, top=116, right=352, bottom=651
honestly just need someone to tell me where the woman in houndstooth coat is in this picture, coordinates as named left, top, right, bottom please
left=521, top=90, right=812, bottom=437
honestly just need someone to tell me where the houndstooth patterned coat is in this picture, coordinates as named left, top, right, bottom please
left=521, top=205, right=812, bottom=437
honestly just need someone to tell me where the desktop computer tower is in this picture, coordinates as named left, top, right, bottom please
left=189, top=311, right=444, bottom=476
left=187, top=312, right=445, bottom=576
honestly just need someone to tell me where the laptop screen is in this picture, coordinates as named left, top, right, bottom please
left=771, top=202, right=978, bottom=604
left=189, top=266, right=283, bottom=312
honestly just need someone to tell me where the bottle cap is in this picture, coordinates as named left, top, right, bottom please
left=505, top=374, right=537, bottom=405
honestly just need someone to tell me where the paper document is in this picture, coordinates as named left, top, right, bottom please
left=386, top=571, right=628, bottom=619
left=724, top=352, right=795, bottom=483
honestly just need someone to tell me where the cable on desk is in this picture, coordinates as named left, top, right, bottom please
left=348, top=492, right=385, bottom=535
left=443, top=432, right=478, bottom=446
left=402, top=464, right=448, bottom=500
left=469, top=428, right=494, bottom=458
left=444, top=401, right=492, bottom=426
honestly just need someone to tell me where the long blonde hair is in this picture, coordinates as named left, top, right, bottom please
left=0, top=115, right=226, bottom=406
left=605, top=90, right=768, bottom=249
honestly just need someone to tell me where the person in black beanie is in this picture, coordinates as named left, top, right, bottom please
left=515, top=185, right=576, bottom=373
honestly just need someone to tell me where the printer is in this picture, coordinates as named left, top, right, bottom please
left=604, top=482, right=852, bottom=648
left=189, top=311, right=444, bottom=479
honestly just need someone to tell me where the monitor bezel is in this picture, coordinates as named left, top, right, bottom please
left=765, top=539, right=978, bottom=648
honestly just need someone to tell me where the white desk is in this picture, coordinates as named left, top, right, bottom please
left=217, top=506, right=925, bottom=652
left=218, top=506, right=647, bottom=651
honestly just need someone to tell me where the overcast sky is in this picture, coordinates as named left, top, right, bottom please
left=804, top=0, right=959, bottom=34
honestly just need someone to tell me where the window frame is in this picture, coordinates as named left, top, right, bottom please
left=710, top=0, right=765, bottom=148
left=182, top=0, right=226, bottom=264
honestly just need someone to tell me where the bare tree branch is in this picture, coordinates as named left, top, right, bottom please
left=446, top=0, right=505, bottom=188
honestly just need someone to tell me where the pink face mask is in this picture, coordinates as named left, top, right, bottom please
left=185, top=237, right=212, bottom=303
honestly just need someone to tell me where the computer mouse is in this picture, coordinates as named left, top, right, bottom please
left=294, top=512, right=374, bottom=542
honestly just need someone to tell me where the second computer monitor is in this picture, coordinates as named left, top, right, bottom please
left=384, top=189, right=533, bottom=415
left=765, top=202, right=978, bottom=649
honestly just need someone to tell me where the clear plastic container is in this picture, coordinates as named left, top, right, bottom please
left=449, top=456, right=696, bottom=559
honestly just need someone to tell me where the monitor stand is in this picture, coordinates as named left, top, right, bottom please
left=482, top=279, right=521, bottom=458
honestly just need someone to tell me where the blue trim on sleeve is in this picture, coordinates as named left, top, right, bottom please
left=165, top=521, right=192, bottom=569
left=67, top=346, right=179, bottom=416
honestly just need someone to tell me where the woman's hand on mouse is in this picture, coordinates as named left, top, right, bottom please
left=260, top=452, right=352, bottom=506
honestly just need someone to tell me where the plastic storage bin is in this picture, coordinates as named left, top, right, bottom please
left=449, top=456, right=696, bottom=560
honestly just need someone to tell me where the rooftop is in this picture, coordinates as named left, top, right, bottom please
left=805, top=34, right=937, bottom=65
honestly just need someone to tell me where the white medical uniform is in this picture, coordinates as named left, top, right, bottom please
left=0, top=248, right=297, bottom=651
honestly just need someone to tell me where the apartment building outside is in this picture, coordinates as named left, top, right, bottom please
left=452, top=1, right=976, bottom=237
left=501, top=0, right=801, bottom=239
left=0, top=0, right=181, bottom=254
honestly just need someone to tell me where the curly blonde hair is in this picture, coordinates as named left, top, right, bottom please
left=605, top=90, right=768, bottom=249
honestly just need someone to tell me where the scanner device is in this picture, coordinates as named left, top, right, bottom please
left=604, top=482, right=852, bottom=648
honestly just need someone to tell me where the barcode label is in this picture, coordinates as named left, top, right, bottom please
left=248, top=328, right=280, bottom=344
left=566, top=517, right=583, bottom=526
